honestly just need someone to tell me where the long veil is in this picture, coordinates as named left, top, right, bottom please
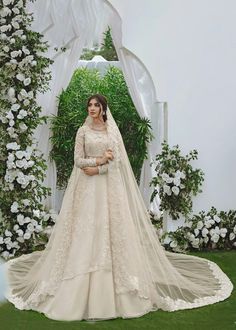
left=3, top=107, right=233, bottom=313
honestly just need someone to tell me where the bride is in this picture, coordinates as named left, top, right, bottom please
left=3, top=94, right=233, bottom=321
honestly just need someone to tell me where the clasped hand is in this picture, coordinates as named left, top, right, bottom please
left=82, top=148, right=114, bottom=176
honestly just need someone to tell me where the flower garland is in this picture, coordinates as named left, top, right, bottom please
left=150, top=142, right=204, bottom=219
left=0, top=0, right=55, bottom=259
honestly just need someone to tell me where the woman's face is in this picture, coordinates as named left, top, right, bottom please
left=87, top=98, right=102, bottom=119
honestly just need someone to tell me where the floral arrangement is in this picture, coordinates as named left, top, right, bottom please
left=150, top=142, right=204, bottom=220
left=161, top=207, right=236, bottom=252
left=0, top=0, right=55, bottom=259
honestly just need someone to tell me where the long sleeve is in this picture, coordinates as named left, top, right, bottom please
left=98, top=163, right=109, bottom=174
left=74, top=127, right=97, bottom=168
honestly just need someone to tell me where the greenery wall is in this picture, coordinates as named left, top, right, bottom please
left=50, top=66, right=153, bottom=189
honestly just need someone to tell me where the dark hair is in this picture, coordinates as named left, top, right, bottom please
left=86, top=94, right=108, bottom=122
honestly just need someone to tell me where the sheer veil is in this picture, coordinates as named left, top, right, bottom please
left=3, top=107, right=233, bottom=313
left=84, top=107, right=233, bottom=309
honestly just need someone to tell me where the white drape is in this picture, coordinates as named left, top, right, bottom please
left=28, top=0, right=165, bottom=214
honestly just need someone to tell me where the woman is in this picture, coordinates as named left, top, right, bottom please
left=3, top=94, right=233, bottom=321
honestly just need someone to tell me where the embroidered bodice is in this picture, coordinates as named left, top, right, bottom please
left=74, top=125, right=110, bottom=174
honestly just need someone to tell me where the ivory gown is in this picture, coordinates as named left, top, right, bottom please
left=3, top=118, right=233, bottom=321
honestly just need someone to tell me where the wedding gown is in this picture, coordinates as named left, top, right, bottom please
left=3, top=109, right=233, bottom=321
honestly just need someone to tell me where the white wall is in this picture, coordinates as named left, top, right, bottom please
left=108, top=0, right=236, bottom=212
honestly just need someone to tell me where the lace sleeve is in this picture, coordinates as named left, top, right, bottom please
left=98, top=163, right=109, bottom=174
left=74, top=127, right=97, bottom=168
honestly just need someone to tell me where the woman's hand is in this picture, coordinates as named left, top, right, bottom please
left=104, top=149, right=114, bottom=161
left=82, top=166, right=99, bottom=176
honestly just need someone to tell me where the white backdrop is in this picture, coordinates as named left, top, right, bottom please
left=108, top=0, right=236, bottom=216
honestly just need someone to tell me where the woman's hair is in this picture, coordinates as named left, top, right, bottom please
left=86, top=94, right=108, bottom=122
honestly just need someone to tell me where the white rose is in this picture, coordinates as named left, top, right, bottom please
left=12, top=21, right=20, bottom=29
left=211, top=233, right=220, bottom=243
left=194, top=228, right=199, bottom=236
left=15, top=150, right=25, bottom=159
left=2, top=251, right=10, bottom=259
left=220, top=228, right=227, bottom=238
left=23, top=78, right=31, bottom=86
left=7, top=142, right=20, bottom=150
left=23, top=99, right=30, bottom=106
left=13, top=224, right=19, bottom=231
left=213, top=215, right=221, bottom=223
left=17, top=236, right=24, bottom=243
left=173, top=177, right=180, bottom=186
left=27, top=223, right=34, bottom=232
left=233, top=225, right=236, bottom=234
left=12, top=8, right=20, bottom=15
left=11, top=103, right=20, bottom=111
left=203, top=236, right=209, bottom=244
left=24, top=232, right=31, bottom=240
left=24, top=217, right=31, bottom=223
left=16, top=229, right=24, bottom=237
left=170, top=240, right=178, bottom=248
left=17, top=214, right=25, bottom=225
left=19, top=123, right=28, bottom=131
left=197, top=221, right=204, bottom=230
left=17, top=109, right=27, bottom=119
left=3, top=45, right=9, bottom=52
left=202, top=227, right=209, bottom=237
left=163, top=184, right=171, bottom=196
left=172, top=186, right=180, bottom=196
left=16, top=73, right=25, bottom=81
left=22, top=199, right=30, bottom=206
left=229, top=232, right=235, bottom=241
left=11, top=201, right=19, bottom=213
left=5, top=229, right=12, bottom=237
left=0, top=237, right=4, bottom=244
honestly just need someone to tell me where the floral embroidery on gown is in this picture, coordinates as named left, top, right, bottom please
left=2, top=109, right=233, bottom=321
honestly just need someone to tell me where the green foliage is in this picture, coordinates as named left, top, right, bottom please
left=50, top=66, right=153, bottom=189
left=80, top=26, right=118, bottom=61
left=150, top=142, right=204, bottom=219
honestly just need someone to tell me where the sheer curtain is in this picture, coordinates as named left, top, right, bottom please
left=28, top=0, right=165, bottom=214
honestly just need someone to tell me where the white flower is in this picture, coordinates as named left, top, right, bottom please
left=233, top=225, right=236, bottom=234
left=16, top=0, right=23, bottom=8
left=202, top=227, right=209, bottom=237
left=3, top=45, right=9, bottom=52
left=24, top=217, right=31, bottom=223
left=10, top=38, right=15, bottom=44
left=6, top=142, right=20, bottom=151
left=13, top=224, right=19, bottom=231
left=17, top=214, right=25, bottom=225
left=229, top=232, right=235, bottom=241
left=0, top=24, right=11, bottom=32
left=22, top=199, right=30, bottom=206
left=194, top=228, right=199, bottom=236
left=11, top=201, right=19, bottom=213
left=173, top=177, right=181, bottom=186
left=33, top=209, right=40, bottom=218
left=6, top=111, right=14, bottom=120
left=213, top=215, right=221, bottom=223
left=161, top=173, right=170, bottom=181
left=11, top=50, right=21, bottom=58
left=3, top=0, right=14, bottom=5
left=24, top=232, right=31, bottom=240
left=197, top=221, right=204, bottom=230
left=23, top=99, right=30, bottom=106
left=19, top=123, right=27, bottom=131
left=220, top=228, right=227, bottom=238
left=172, top=186, right=180, bottom=196
left=203, top=236, right=209, bottom=244
left=191, top=238, right=200, bottom=248
left=35, top=225, right=43, bottom=233
left=16, top=229, right=24, bottom=237
left=11, top=103, right=20, bottom=112
left=12, top=21, right=20, bottom=29
left=211, top=233, right=220, bottom=243
left=185, top=221, right=193, bottom=228
left=16, top=73, right=25, bottom=81
left=23, top=78, right=31, bottom=86
left=2, top=251, right=10, bottom=259
left=5, top=229, right=12, bottom=237
left=0, top=237, right=4, bottom=244
left=12, top=8, right=20, bottom=15
left=170, top=240, right=178, bottom=248
left=175, top=170, right=186, bottom=179
left=15, top=150, right=25, bottom=159
left=27, top=223, right=34, bottom=232
left=163, top=184, right=172, bottom=196
left=17, top=109, right=27, bottom=119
